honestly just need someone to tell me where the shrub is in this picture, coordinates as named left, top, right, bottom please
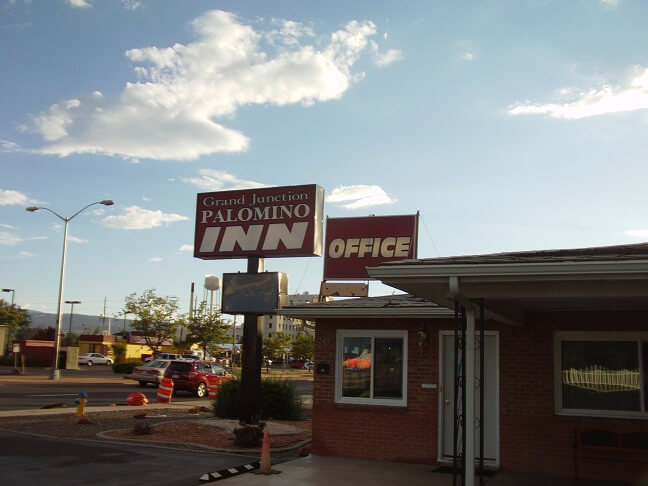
left=232, top=421, right=265, bottom=448
left=213, top=378, right=302, bottom=421
left=112, top=361, right=143, bottom=374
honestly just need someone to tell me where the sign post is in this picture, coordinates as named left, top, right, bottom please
left=194, top=184, right=324, bottom=424
left=240, top=256, right=265, bottom=424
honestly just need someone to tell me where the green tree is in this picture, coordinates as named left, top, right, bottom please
left=0, top=299, right=30, bottom=350
left=124, top=289, right=180, bottom=353
left=111, top=341, right=127, bottom=363
left=185, top=301, right=231, bottom=359
left=291, top=333, right=314, bottom=361
left=263, top=332, right=291, bottom=359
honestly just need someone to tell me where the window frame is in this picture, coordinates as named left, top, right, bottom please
left=335, top=329, right=408, bottom=407
left=553, top=331, right=647, bottom=420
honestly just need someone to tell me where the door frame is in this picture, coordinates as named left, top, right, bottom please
left=437, top=330, right=500, bottom=468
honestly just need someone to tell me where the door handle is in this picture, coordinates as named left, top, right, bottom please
left=444, top=400, right=451, bottom=404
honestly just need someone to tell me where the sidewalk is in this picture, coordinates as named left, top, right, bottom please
left=198, top=454, right=630, bottom=486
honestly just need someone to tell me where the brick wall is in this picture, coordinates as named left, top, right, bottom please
left=312, top=318, right=442, bottom=464
left=311, top=311, right=648, bottom=482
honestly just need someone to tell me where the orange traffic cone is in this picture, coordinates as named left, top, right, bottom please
left=254, top=429, right=280, bottom=475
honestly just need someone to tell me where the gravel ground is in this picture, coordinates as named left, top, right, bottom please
left=0, top=407, right=312, bottom=453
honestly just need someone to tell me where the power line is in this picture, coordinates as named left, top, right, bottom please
left=419, top=212, right=441, bottom=257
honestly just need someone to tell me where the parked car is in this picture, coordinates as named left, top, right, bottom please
left=128, top=359, right=172, bottom=387
left=290, top=359, right=305, bottom=369
left=78, top=353, right=113, bottom=366
left=145, top=352, right=183, bottom=362
left=164, top=360, right=232, bottom=398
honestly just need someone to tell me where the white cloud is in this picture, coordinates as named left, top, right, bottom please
left=461, top=52, right=475, bottom=62
left=600, top=0, right=620, bottom=7
left=326, top=184, right=396, bottom=209
left=1, top=140, right=22, bottom=152
left=370, top=41, right=403, bottom=68
left=121, top=0, right=141, bottom=10
left=0, top=189, right=29, bottom=206
left=102, top=205, right=188, bottom=229
left=67, top=235, right=88, bottom=244
left=67, top=0, right=92, bottom=8
left=626, top=229, right=648, bottom=239
left=178, top=244, right=193, bottom=252
left=148, top=256, right=163, bottom=262
left=0, top=231, right=23, bottom=246
left=19, top=251, right=35, bottom=257
left=508, top=67, right=648, bottom=119
left=0, top=224, right=15, bottom=229
left=27, top=10, right=389, bottom=161
left=181, top=169, right=270, bottom=191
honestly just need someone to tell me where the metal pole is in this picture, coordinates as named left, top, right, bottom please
left=50, top=218, right=69, bottom=381
left=240, top=256, right=264, bottom=424
left=479, top=300, right=485, bottom=485
left=464, top=306, right=476, bottom=486
left=65, top=300, right=81, bottom=343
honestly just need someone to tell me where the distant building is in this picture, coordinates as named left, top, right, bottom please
left=263, top=292, right=319, bottom=340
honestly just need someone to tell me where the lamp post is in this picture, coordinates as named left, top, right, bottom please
left=26, top=199, right=114, bottom=380
left=65, top=300, right=81, bottom=345
left=2, top=289, right=15, bottom=306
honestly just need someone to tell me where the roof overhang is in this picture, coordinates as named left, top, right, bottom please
left=276, top=294, right=454, bottom=320
left=367, top=259, right=648, bottom=326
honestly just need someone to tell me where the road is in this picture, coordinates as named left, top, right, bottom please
left=0, top=366, right=313, bottom=484
left=0, top=429, right=261, bottom=486
left=0, top=366, right=206, bottom=410
left=0, top=366, right=313, bottom=411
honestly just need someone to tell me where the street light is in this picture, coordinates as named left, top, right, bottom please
left=26, top=199, right=114, bottom=380
left=65, top=300, right=81, bottom=345
left=2, top=288, right=15, bottom=306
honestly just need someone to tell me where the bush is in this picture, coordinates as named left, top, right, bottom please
left=233, top=422, right=265, bottom=448
left=213, top=378, right=302, bottom=421
left=112, top=361, right=143, bottom=374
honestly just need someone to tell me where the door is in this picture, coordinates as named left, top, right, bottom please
left=438, top=331, right=499, bottom=466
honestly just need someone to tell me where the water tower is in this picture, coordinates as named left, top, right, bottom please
left=204, top=275, right=221, bottom=314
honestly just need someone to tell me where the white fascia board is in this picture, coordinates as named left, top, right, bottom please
left=367, top=260, right=648, bottom=279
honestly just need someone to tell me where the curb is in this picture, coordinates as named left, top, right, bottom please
left=96, top=419, right=312, bottom=456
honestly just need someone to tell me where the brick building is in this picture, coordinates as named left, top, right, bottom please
left=279, top=243, right=648, bottom=484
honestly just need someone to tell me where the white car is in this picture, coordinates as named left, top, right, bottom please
left=128, top=359, right=172, bottom=387
left=78, top=353, right=113, bottom=366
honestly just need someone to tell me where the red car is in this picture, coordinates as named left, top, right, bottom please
left=164, top=360, right=232, bottom=398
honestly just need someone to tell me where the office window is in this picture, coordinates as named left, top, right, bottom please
left=335, top=329, right=407, bottom=407
left=555, top=332, right=647, bottom=418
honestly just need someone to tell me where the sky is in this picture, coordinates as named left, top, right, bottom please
left=2, top=0, right=648, bottom=319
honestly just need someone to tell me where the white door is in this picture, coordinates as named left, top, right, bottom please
left=438, top=331, right=499, bottom=466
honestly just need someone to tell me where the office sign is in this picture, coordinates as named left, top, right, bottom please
left=323, top=214, right=418, bottom=279
left=194, top=184, right=324, bottom=259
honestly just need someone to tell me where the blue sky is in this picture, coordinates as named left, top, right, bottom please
left=2, top=0, right=648, bottom=318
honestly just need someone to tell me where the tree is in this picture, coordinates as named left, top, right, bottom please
left=185, top=301, right=232, bottom=359
left=291, top=333, right=314, bottom=361
left=111, top=341, right=126, bottom=363
left=0, top=299, right=30, bottom=350
left=32, top=326, right=56, bottom=341
left=263, top=332, right=292, bottom=359
left=124, top=289, right=181, bottom=353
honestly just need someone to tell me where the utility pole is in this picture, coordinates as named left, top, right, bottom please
left=101, top=297, right=107, bottom=334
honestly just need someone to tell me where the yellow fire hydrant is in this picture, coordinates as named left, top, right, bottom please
left=75, top=390, right=88, bottom=417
